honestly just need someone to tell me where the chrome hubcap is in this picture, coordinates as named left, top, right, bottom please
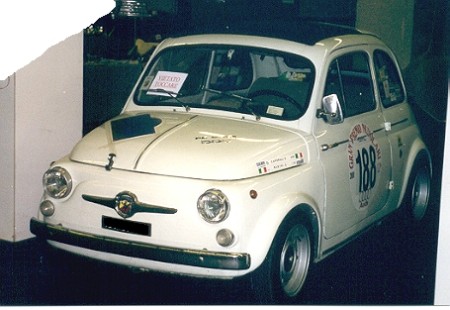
left=279, top=224, right=310, bottom=297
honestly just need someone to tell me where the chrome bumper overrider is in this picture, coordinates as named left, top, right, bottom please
left=30, top=218, right=251, bottom=270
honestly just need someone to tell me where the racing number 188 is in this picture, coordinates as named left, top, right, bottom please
left=356, top=145, right=377, bottom=193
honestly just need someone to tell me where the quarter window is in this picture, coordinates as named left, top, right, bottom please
left=324, top=52, right=376, bottom=117
left=373, top=50, right=405, bottom=107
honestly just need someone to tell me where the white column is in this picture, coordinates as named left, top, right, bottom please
left=0, top=75, right=16, bottom=240
left=0, top=32, right=83, bottom=241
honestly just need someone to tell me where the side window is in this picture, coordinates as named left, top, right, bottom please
left=374, top=50, right=405, bottom=107
left=324, top=52, right=376, bottom=118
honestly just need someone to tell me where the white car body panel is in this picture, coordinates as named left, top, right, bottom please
left=31, top=25, right=431, bottom=287
left=71, top=111, right=310, bottom=180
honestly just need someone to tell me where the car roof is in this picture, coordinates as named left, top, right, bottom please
left=177, top=19, right=365, bottom=46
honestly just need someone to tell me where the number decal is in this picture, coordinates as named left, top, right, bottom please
left=348, top=124, right=382, bottom=209
left=356, top=145, right=377, bottom=193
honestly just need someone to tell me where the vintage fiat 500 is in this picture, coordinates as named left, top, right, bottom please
left=30, top=22, right=431, bottom=302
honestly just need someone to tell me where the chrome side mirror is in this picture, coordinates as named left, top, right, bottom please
left=316, top=94, right=344, bottom=124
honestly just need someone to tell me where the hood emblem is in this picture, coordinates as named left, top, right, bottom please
left=115, top=191, right=135, bottom=218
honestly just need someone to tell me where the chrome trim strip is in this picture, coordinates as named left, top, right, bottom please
left=372, top=127, right=384, bottom=134
left=82, top=192, right=178, bottom=216
left=320, top=119, right=408, bottom=152
left=321, top=139, right=348, bottom=151
left=30, top=218, right=251, bottom=270
left=391, top=118, right=409, bottom=127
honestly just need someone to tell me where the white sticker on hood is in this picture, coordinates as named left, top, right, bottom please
left=257, top=152, right=304, bottom=174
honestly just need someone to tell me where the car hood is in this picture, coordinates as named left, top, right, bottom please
left=70, top=112, right=309, bottom=180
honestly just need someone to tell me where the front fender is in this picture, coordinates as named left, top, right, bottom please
left=245, top=192, right=321, bottom=272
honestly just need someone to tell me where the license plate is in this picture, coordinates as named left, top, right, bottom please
left=102, top=216, right=151, bottom=236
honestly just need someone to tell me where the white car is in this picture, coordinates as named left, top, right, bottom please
left=31, top=22, right=431, bottom=303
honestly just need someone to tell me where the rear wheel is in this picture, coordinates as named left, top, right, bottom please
left=251, top=216, right=311, bottom=304
left=404, top=157, right=431, bottom=221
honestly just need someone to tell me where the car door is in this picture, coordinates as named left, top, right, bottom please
left=315, top=50, right=393, bottom=239
left=372, top=49, right=413, bottom=204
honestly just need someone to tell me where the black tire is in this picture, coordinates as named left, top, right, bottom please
left=403, top=156, right=431, bottom=222
left=251, top=216, right=311, bottom=304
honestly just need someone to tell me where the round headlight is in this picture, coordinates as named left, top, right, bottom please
left=197, top=189, right=230, bottom=223
left=43, top=166, right=72, bottom=199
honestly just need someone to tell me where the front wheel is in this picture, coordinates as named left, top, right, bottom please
left=251, top=217, right=311, bottom=304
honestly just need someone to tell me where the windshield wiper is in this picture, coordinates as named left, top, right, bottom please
left=203, top=88, right=261, bottom=120
left=204, top=88, right=251, bottom=102
left=147, top=88, right=190, bottom=112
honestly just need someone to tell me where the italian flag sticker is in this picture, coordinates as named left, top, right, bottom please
left=257, top=161, right=269, bottom=174
left=292, top=152, right=304, bottom=164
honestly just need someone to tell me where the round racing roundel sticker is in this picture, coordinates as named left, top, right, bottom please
left=347, top=123, right=382, bottom=209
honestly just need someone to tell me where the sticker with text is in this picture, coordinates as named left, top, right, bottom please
left=348, top=123, right=382, bottom=209
left=147, top=71, right=188, bottom=96
left=195, top=135, right=237, bottom=145
left=257, top=152, right=304, bottom=175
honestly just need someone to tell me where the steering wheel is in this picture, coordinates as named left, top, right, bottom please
left=247, top=89, right=303, bottom=112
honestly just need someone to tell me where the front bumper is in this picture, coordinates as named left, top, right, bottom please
left=30, top=218, right=251, bottom=271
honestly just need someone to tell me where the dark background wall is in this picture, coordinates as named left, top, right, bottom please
left=83, top=0, right=447, bottom=135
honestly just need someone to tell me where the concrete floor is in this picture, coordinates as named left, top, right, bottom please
left=0, top=202, right=439, bottom=305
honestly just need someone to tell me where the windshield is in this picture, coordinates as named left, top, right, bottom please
left=134, top=45, right=315, bottom=121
